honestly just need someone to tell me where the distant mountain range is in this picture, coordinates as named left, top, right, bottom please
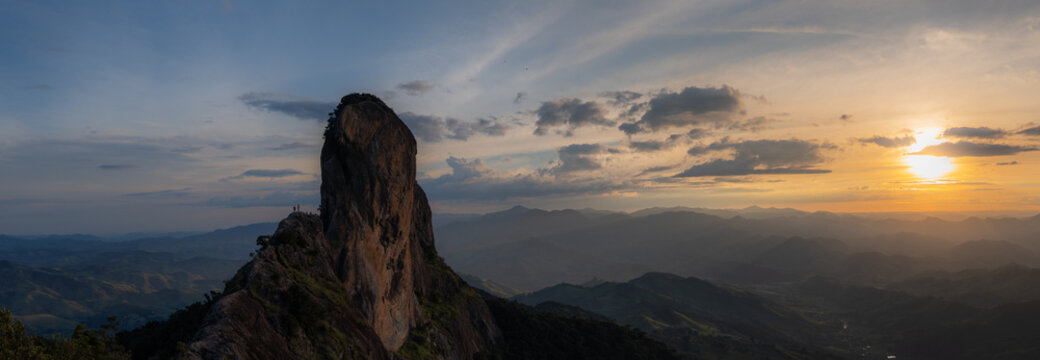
left=0, top=223, right=275, bottom=335
left=436, top=206, right=1040, bottom=291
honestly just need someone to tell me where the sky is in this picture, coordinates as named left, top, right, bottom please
left=2, top=0, right=1040, bottom=234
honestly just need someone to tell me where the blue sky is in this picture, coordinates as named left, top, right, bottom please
left=3, top=0, right=1040, bottom=234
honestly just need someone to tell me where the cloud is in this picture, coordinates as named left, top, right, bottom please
left=996, top=161, right=1018, bottom=166
left=629, top=140, right=668, bottom=152
left=513, top=92, right=526, bottom=104
left=446, top=117, right=508, bottom=141
left=421, top=156, right=629, bottom=201
left=444, top=156, right=493, bottom=181
left=678, top=139, right=834, bottom=177
left=1017, top=125, right=1040, bottom=136
left=98, top=164, right=138, bottom=170
left=239, top=93, right=335, bottom=121
left=618, top=85, right=743, bottom=135
left=729, top=116, right=776, bottom=132
left=124, top=188, right=192, bottom=198
left=206, top=191, right=318, bottom=208
left=639, top=165, right=678, bottom=175
left=222, top=168, right=305, bottom=181
left=399, top=113, right=448, bottom=142
left=600, top=90, right=643, bottom=105
left=396, top=80, right=435, bottom=96
left=533, top=98, right=613, bottom=136
left=268, top=142, right=316, bottom=151
left=627, top=132, right=692, bottom=152
left=839, top=114, right=853, bottom=121
left=943, top=126, right=1006, bottom=139
left=913, top=141, right=1037, bottom=157
left=550, top=144, right=606, bottom=174
left=398, top=112, right=509, bottom=142
left=858, top=134, right=916, bottom=148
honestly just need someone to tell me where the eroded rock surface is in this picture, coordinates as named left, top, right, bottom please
left=184, top=94, right=499, bottom=359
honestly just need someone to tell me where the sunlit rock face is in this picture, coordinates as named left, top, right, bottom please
left=184, top=94, right=499, bottom=359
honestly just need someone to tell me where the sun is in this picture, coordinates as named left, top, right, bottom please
left=903, top=128, right=954, bottom=179
left=904, top=155, right=954, bottom=178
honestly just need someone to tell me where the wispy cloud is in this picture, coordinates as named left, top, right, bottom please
left=98, top=164, right=138, bottom=170
left=679, top=139, right=835, bottom=177
left=914, top=142, right=1036, bottom=157
left=239, top=93, right=335, bottom=121
left=396, top=80, right=435, bottom=96
left=858, top=134, right=916, bottom=148
left=221, top=169, right=305, bottom=181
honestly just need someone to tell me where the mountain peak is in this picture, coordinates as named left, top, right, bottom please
left=184, top=94, right=500, bottom=359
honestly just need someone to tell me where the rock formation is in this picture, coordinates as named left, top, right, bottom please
left=183, top=94, right=499, bottom=359
left=160, top=93, right=677, bottom=360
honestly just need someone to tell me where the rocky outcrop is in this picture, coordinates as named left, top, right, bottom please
left=183, top=94, right=499, bottom=359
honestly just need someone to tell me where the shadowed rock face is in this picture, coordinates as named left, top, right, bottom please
left=320, top=94, right=424, bottom=349
left=183, top=94, right=499, bottom=359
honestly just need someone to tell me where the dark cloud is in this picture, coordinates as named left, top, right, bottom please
left=686, top=128, right=709, bottom=139
left=839, top=114, right=853, bottom=121
left=600, top=90, right=643, bottom=105
left=618, top=85, right=743, bottom=135
left=98, top=164, right=138, bottom=170
left=551, top=144, right=606, bottom=174
left=124, top=188, right=192, bottom=198
left=239, top=93, right=335, bottom=121
left=222, top=169, right=304, bottom=181
left=678, top=139, right=834, bottom=177
left=398, top=113, right=509, bottom=142
left=513, top=92, right=526, bottom=104
left=996, top=161, right=1018, bottom=166
left=943, top=126, right=1006, bottom=139
left=858, top=134, right=916, bottom=148
left=914, top=141, right=1037, bottom=157
left=396, top=80, right=435, bottom=96
left=1017, top=125, right=1040, bottom=136
left=638, top=165, right=678, bottom=176
left=534, top=98, right=613, bottom=136
left=268, top=142, right=316, bottom=151
left=206, top=191, right=319, bottom=208
left=629, top=140, right=668, bottom=152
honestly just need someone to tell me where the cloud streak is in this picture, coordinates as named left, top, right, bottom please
left=858, top=135, right=916, bottom=148
left=913, top=141, right=1036, bottom=157
left=943, top=126, right=1006, bottom=139
left=398, top=112, right=509, bottom=142
left=678, top=139, right=834, bottom=177
left=221, top=169, right=305, bottom=181
left=396, top=80, right=435, bottom=96
left=239, top=93, right=335, bottom=121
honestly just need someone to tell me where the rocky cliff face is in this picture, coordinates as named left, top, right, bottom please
left=183, top=94, right=499, bottom=359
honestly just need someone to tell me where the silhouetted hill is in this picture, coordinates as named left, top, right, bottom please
left=792, top=277, right=1040, bottom=359
left=439, top=206, right=1040, bottom=291
left=516, top=272, right=842, bottom=359
left=887, top=264, right=1040, bottom=307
